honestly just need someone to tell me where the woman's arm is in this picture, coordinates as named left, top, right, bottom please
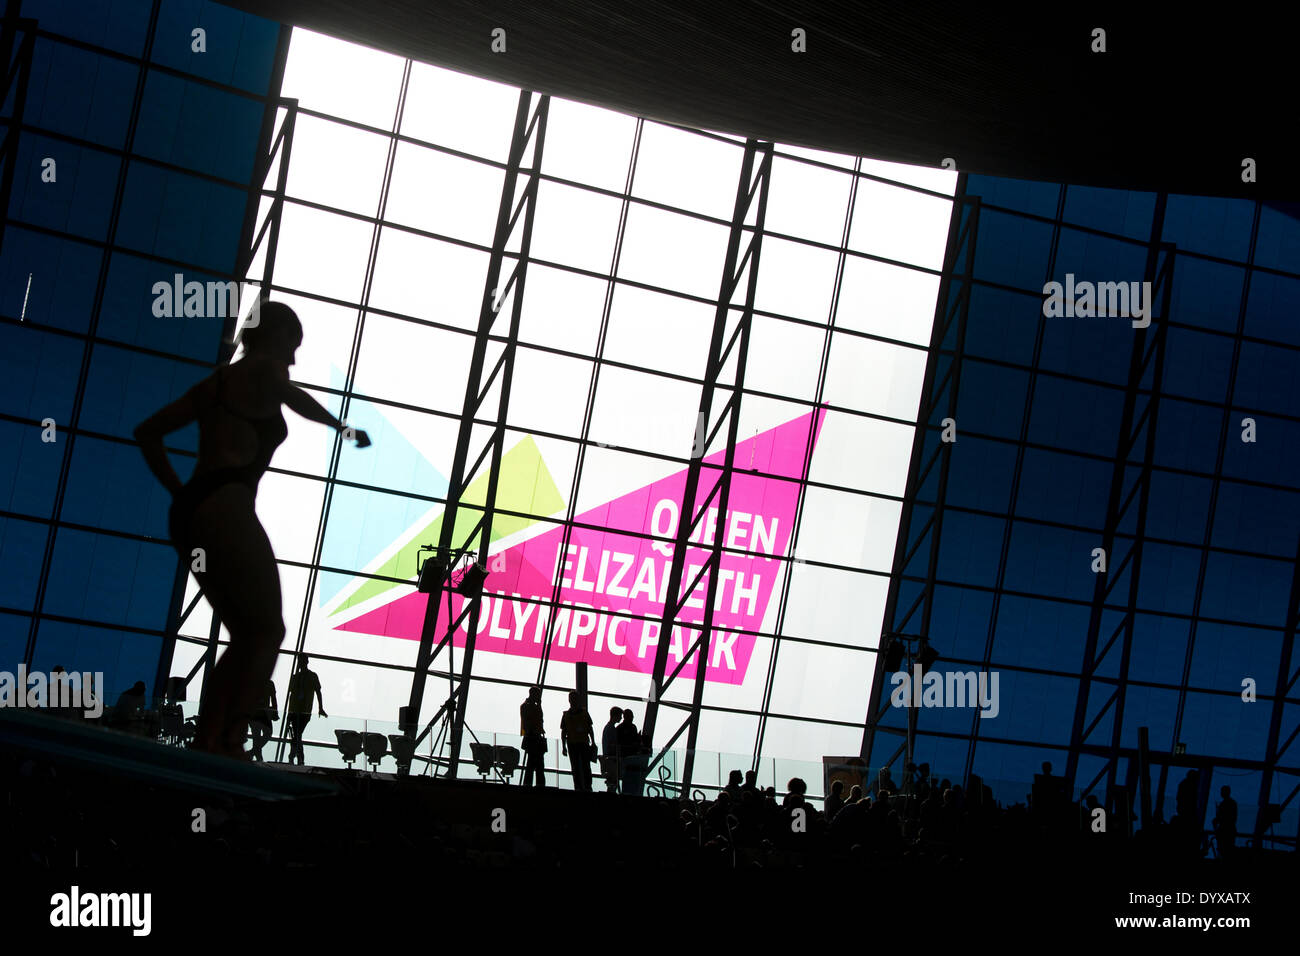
left=133, top=387, right=202, bottom=495
left=276, top=370, right=371, bottom=447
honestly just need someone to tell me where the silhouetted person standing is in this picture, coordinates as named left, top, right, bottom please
left=1213, top=785, right=1238, bottom=857
left=600, top=705, right=621, bottom=792
left=520, top=686, right=546, bottom=787
left=248, top=678, right=278, bottom=762
left=134, top=302, right=369, bottom=757
left=617, top=708, right=644, bottom=796
left=287, top=654, right=326, bottom=766
left=561, top=691, right=596, bottom=792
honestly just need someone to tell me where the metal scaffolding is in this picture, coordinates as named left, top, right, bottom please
left=402, top=90, right=550, bottom=777
left=639, top=138, right=772, bottom=795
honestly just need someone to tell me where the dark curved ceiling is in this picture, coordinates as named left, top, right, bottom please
left=222, top=1, right=1293, bottom=201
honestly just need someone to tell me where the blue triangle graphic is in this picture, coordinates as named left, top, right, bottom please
left=316, top=365, right=448, bottom=605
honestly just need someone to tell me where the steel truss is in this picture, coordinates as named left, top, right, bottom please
left=1064, top=213, right=1176, bottom=811
left=859, top=186, right=980, bottom=775
left=639, top=138, right=773, bottom=795
left=403, top=90, right=550, bottom=777
left=1257, top=537, right=1300, bottom=847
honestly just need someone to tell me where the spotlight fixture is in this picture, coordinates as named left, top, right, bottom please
left=416, top=545, right=447, bottom=594
left=918, top=642, right=940, bottom=675
left=455, top=561, right=489, bottom=598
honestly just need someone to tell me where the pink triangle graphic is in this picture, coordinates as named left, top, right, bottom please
left=337, top=407, right=826, bottom=684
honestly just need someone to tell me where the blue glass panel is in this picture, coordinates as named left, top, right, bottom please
left=0, top=322, right=83, bottom=421
left=20, top=0, right=152, bottom=57
left=151, top=0, right=279, bottom=94
left=9, top=135, right=121, bottom=241
left=0, top=418, right=65, bottom=518
left=25, top=37, right=137, bottom=149
left=0, top=516, right=47, bottom=611
left=0, top=227, right=102, bottom=333
left=135, top=70, right=263, bottom=182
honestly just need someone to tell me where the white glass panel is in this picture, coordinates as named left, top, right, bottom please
left=632, top=121, right=744, bottom=220
left=517, top=264, right=606, bottom=355
left=744, top=315, right=825, bottom=402
left=589, top=365, right=700, bottom=458
left=781, top=561, right=889, bottom=649
left=542, top=97, right=638, bottom=193
left=285, top=114, right=389, bottom=217
left=401, top=61, right=521, bottom=161
left=761, top=715, right=864, bottom=767
left=530, top=180, right=623, bottom=276
left=506, top=346, right=593, bottom=439
left=753, top=237, right=839, bottom=323
left=836, top=255, right=942, bottom=345
left=368, top=227, right=489, bottom=333
left=618, top=204, right=730, bottom=301
left=796, top=486, right=901, bottom=572
left=273, top=203, right=372, bottom=305
left=765, top=156, right=854, bottom=246
left=282, top=28, right=405, bottom=130
left=353, top=315, right=475, bottom=415
left=822, top=332, right=928, bottom=421
left=849, top=178, right=953, bottom=270
left=602, top=284, right=712, bottom=380
left=806, top=409, right=915, bottom=497
left=768, top=641, right=877, bottom=723
left=386, top=142, right=504, bottom=247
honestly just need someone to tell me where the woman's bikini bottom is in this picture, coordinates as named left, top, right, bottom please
left=169, top=467, right=260, bottom=559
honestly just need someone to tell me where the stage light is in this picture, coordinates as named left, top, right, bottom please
left=918, top=643, right=940, bottom=674
left=416, top=545, right=447, bottom=594
left=883, top=635, right=904, bottom=671
left=456, top=561, right=488, bottom=598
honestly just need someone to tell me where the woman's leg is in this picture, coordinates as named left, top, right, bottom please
left=187, top=485, right=286, bottom=757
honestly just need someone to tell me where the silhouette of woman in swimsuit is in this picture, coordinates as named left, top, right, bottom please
left=134, top=302, right=370, bottom=758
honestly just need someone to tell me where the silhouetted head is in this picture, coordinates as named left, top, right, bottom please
left=787, top=777, right=806, bottom=795
left=849, top=785, right=863, bottom=801
left=728, top=770, right=743, bottom=786
left=1042, top=761, right=1053, bottom=776
left=744, top=770, right=757, bottom=785
left=298, top=654, right=310, bottom=670
left=609, top=705, right=621, bottom=721
left=621, top=708, right=634, bottom=724
left=1221, top=785, right=1231, bottom=797
left=527, top=685, right=541, bottom=703
left=243, top=301, right=302, bottom=365
left=830, top=780, right=844, bottom=795
left=568, top=690, right=581, bottom=708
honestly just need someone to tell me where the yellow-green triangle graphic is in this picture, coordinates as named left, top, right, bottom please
left=332, top=435, right=564, bottom=615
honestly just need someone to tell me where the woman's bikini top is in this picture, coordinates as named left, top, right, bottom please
left=200, top=364, right=288, bottom=486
